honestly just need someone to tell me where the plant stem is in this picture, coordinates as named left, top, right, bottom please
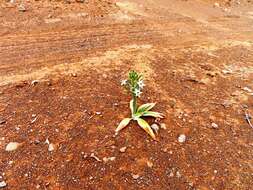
left=132, top=93, right=137, bottom=114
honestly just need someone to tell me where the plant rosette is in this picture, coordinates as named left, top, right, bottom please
left=116, top=70, right=164, bottom=140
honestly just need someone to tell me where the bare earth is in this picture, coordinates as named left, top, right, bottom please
left=0, top=0, right=253, bottom=189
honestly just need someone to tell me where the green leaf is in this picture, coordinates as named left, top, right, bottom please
left=136, top=118, right=156, bottom=140
left=137, top=103, right=156, bottom=114
left=130, top=100, right=134, bottom=115
left=115, top=118, right=132, bottom=133
left=142, top=111, right=164, bottom=118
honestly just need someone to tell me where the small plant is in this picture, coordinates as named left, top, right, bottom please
left=116, top=70, right=164, bottom=140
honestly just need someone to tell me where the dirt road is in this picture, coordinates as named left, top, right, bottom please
left=0, top=0, right=253, bottom=189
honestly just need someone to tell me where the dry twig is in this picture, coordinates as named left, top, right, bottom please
left=245, top=110, right=253, bottom=129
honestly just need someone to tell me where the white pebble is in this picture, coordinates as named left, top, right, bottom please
left=243, top=87, right=252, bottom=93
left=211, top=122, right=219, bottom=129
left=151, top=124, right=159, bottom=134
left=132, top=174, right=140, bottom=179
left=48, top=143, right=55, bottom=152
left=103, top=157, right=116, bottom=162
left=5, top=142, right=20, bottom=151
left=119, top=147, right=127, bottom=153
left=214, top=2, right=220, bottom=7
left=160, top=123, right=167, bottom=129
left=0, top=181, right=7, bottom=188
left=176, top=171, right=181, bottom=178
left=31, top=80, right=39, bottom=86
left=178, top=134, right=186, bottom=143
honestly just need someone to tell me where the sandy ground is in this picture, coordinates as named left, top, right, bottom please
left=0, top=0, right=253, bottom=189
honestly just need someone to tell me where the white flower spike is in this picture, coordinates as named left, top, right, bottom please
left=134, top=88, right=142, bottom=97
left=121, top=79, right=127, bottom=86
left=137, top=80, right=145, bottom=89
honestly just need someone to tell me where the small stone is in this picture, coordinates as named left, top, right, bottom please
left=211, top=122, right=219, bottom=129
left=47, top=14, right=53, bottom=19
left=8, top=160, right=13, bottom=165
left=242, top=104, right=248, bottom=109
left=189, top=182, right=194, bottom=187
left=47, top=81, right=52, bottom=86
left=214, top=2, right=220, bottom=7
left=110, top=157, right=116, bottom=161
left=151, top=124, right=159, bottom=134
left=18, top=4, right=26, bottom=12
left=45, top=182, right=50, bottom=187
left=0, top=181, right=7, bottom=188
left=178, top=134, right=186, bottom=143
left=147, top=160, right=153, bottom=168
left=82, top=153, right=88, bottom=159
left=103, top=156, right=116, bottom=162
left=113, top=103, right=119, bottom=106
left=222, top=100, right=232, bottom=108
left=162, top=147, right=168, bottom=152
left=0, top=118, right=6, bottom=125
left=34, top=139, right=40, bottom=145
left=222, top=69, right=232, bottom=74
left=243, top=87, right=252, bottom=93
left=111, top=145, right=116, bottom=149
left=132, top=174, right=140, bottom=180
left=31, top=80, right=39, bottom=86
left=169, top=171, right=174, bottom=177
left=45, top=138, right=50, bottom=144
left=31, top=117, right=37, bottom=124
left=119, top=146, right=127, bottom=153
left=231, top=91, right=240, bottom=96
left=5, top=142, right=20, bottom=151
left=206, top=71, right=216, bottom=77
left=160, top=123, right=167, bottom=129
left=176, top=171, right=181, bottom=178
left=102, top=74, right=107, bottom=78
left=223, top=8, right=228, bottom=12
left=168, top=99, right=176, bottom=108
left=48, top=143, right=55, bottom=152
